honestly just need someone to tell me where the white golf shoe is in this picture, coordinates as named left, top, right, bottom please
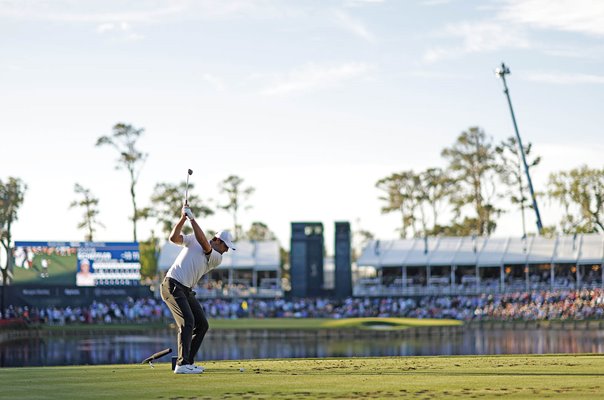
left=191, top=364, right=205, bottom=373
left=174, top=364, right=203, bottom=374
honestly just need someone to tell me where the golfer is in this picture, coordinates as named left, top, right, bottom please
left=161, top=204, right=236, bottom=374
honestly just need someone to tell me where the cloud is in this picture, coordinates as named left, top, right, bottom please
left=201, top=73, right=226, bottom=92
left=420, top=0, right=454, bottom=5
left=344, top=0, right=385, bottom=5
left=96, top=23, right=115, bottom=33
left=541, top=45, right=604, bottom=59
left=422, top=1, right=604, bottom=64
left=408, top=69, right=468, bottom=80
left=524, top=72, right=604, bottom=84
left=96, top=21, right=130, bottom=33
left=333, top=10, right=376, bottom=42
left=96, top=21, right=143, bottom=41
left=260, top=62, right=372, bottom=96
left=423, top=21, right=530, bottom=62
left=0, top=0, right=307, bottom=23
left=499, top=0, right=604, bottom=37
left=0, top=1, right=185, bottom=23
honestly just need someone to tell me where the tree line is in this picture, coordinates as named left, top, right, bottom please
left=375, top=126, right=604, bottom=238
left=2, top=123, right=603, bottom=281
left=1, top=122, right=273, bottom=282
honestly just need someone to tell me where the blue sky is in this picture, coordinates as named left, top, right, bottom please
left=2, top=0, right=603, bottom=253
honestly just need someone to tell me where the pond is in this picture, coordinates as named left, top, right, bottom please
left=2, top=328, right=603, bottom=368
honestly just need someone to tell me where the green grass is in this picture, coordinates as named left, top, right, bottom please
left=211, top=317, right=463, bottom=330
left=2, top=354, right=603, bottom=399
left=12, top=253, right=76, bottom=285
left=33, top=318, right=463, bottom=333
left=322, top=317, right=463, bottom=330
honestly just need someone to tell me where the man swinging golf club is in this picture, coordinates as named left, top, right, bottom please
left=161, top=201, right=236, bottom=374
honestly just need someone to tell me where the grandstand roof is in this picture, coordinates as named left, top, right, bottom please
left=451, top=236, right=487, bottom=265
left=476, top=238, right=509, bottom=266
left=427, top=237, right=463, bottom=266
left=403, top=237, right=440, bottom=266
left=503, top=237, right=531, bottom=265
left=578, top=234, right=604, bottom=264
left=527, top=236, right=556, bottom=264
left=356, top=234, right=604, bottom=268
left=553, top=235, right=580, bottom=263
left=158, top=240, right=280, bottom=271
left=254, top=241, right=281, bottom=270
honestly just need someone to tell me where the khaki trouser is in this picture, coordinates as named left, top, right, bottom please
left=160, top=277, right=209, bottom=366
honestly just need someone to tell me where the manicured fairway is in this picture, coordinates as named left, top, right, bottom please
left=2, top=354, right=603, bottom=399
left=36, top=317, right=463, bottom=333
left=210, top=317, right=463, bottom=330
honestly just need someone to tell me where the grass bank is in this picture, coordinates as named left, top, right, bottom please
left=2, top=354, right=603, bottom=399
left=26, top=317, right=463, bottom=333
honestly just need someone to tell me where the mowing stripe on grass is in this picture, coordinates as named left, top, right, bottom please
left=2, top=354, right=603, bottom=399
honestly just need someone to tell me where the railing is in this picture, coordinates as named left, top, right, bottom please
left=353, top=281, right=604, bottom=296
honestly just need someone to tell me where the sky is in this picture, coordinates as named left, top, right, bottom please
left=1, top=0, right=603, bottom=255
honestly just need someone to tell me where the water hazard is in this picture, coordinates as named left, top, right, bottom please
left=2, top=328, right=604, bottom=367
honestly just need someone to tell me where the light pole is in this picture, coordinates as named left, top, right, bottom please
left=495, top=62, right=544, bottom=235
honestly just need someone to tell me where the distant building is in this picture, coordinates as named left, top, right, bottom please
left=334, top=221, right=352, bottom=298
left=355, top=234, right=604, bottom=296
left=290, top=222, right=324, bottom=297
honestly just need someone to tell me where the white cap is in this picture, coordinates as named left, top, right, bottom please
left=214, top=230, right=236, bottom=250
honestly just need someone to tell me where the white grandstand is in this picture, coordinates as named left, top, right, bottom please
left=355, top=234, right=604, bottom=296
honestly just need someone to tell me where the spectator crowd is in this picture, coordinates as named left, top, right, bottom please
left=2, top=288, right=603, bottom=325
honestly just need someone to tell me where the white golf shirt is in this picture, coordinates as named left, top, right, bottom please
left=166, top=234, right=223, bottom=288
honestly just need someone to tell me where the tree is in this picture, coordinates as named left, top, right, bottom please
left=96, top=123, right=147, bottom=242
left=352, top=218, right=374, bottom=262
left=417, top=167, right=456, bottom=236
left=146, top=181, right=213, bottom=237
left=0, top=177, right=27, bottom=316
left=218, top=175, right=255, bottom=239
left=139, top=231, right=159, bottom=283
left=441, top=127, right=502, bottom=235
left=245, top=222, right=276, bottom=241
left=547, top=166, right=604, bottom=233
left=376, top=171, right=421, bottom=238
left=69, top=183, right=104, bottom=241
left=495, top=136, right=541, bottom=237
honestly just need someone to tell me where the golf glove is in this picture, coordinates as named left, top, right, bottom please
left=184, top=207, right=195, bottom=221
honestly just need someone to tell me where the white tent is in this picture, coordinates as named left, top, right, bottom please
left=357, top=234, right=604, bottom=268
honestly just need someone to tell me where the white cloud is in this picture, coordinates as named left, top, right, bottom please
left=541, top=45, right=604, bottom=59
left=96, top=20, right=143, bottom=41
left=333, top=10, right=376, bottom=42
left=344, top=0, right=385, bottom=5
left=499, top=0, right=604, bottom=37
left=423, top=21, right=530, bottom=63
left=0, top=0, right=306, bottom=24
left=201, top=73, right=226, bottom=92
left=524, top=72, right=604, bottom=85
left=0, top=1, right=185, bottom=23
left=125, top=32, right=144, bottom=41
left=260, top=62, right=372, bottom=96
left=423, top=0, right=604, bottom=64
left=408, top=69, right=468, bottom=80
left=420, top=0, right=453, bottom=5
left=96, top=22, right=115, bottom=33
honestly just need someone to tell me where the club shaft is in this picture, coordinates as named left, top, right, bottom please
left=185, top=175, right=190, bottom=203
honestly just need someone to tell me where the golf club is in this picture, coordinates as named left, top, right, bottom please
left=185, top=168, right=193, bottom=205
left=142, top=347, right=172, bottom=368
